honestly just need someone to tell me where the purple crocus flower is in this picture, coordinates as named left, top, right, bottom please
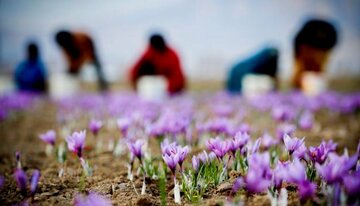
left=308, top=145, right=327, bottom=164
left=343, top=171, right=360, bottom=200
left=16, top=151, right=21, bottom=169
left=177, top=145, right=189, bottom=170
left=321, top=139, right=337, bottom=154
left=30, top=170, right=40, bottom=194
left=127, top=140, right=144, bottom=161
left=298, top=111, right=313, bottom=130
left=272, top=105, right=295, bottom=122
left=74, top=192, right=112, bottom=206
left=208, top=152, right=217, bottom=161
left=14, top=169, right=27, bottom=196
left=315, top=153, right=358, bottom=184
left=162, top=153, right=180, bottom=174
left=0, top=175, right=4, bottom=189
left=160, top=139, right=177, bottom=155
left=198, top=151, right=209, bottom=164
left=66, top=130, right=86, bottom=158
left=39, top=130, right=56, bottom=146
left=272, top=160, right=291, bottom=190
left=245, top=167, right=271, bottom=193
left=261, top=133, right=277, bottom=150
left=88, top=119, right=102, bottom=136
left=276, top=124, right=296, bottom=140
left=283, top=134, right=305, bottom=155
left=206, top=137, right=230, bottom=159
left=293, top=143, right=307, bottom=159
left=251, top=138, right=262, bottom=154
left=232, top=177, right=243, bottom=193
left=229, top=132, right=250, bottom=155
left=298, top=180, right=316, bottom=201
left=192, top=156, right=200, bottom=172
left=117, top=117, right=131, bottom=136
left=285, top=158, right=306, bottom=183
left=245, top=153, right=272, bottom=193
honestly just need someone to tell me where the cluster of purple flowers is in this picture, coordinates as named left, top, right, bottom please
left=13, top=169, right=40, bottom=197
left=5, top=90, right=359, bottom=205
left=161, top=139, right=189, bottom=174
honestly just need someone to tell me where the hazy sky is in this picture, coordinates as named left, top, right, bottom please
left=1, top=0, right=359, bottom=81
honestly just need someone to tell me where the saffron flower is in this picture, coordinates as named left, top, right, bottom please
left=206, top=137, right=230, bottom=159
left=39, top=130, right=56, bottom=146
left=276, top=124, right=296, bottom=140
left=163, top=152, right=180, bottom=174
left=127, top=139, right=144, bottom=161
left=298, top=111, right=313, bottom=130
left=251, top=138, right=262, bottom=154
left=285, top=158, right=306, bottom=183
left=16, top=151, right=21, bottom=169
left=283, top=134, right=305, bottom=155
left=161, top=140, right=188, bottom=204
left=229, top=132, right=249, bottom=155
left=293, top=143, right=307, bottom=159
left=315, top=153, right=357, bottom=184
left=117, top=117, right=131, bottom=136
left=14, top=169, right=27, bottom=196
left=66, top=130, right=86, bottom=158
left=343, top=171, right=360, bottom=203
left=298, top=180, right=316, bottom=201
left=74, top=192, right=112, bottom=206
left=308, top=145, right=327, bottom=164
left=88, top=119, right=102, bottom=136
left=245, top=153, right=272, bottom=193
left=272, top=161, right=290, bottom=190
left=272, top=105, right=295, bottom=122
left=30, top=170, right=40, bottom=195
left=261, top=133, right=277, bottom=150
left=232, top=178, right=243, bottom=194
left=192, top=156, right=200, bottom=172
left=177, top=145, right=189, bottom=171
left=0, top=175, right=4, bottom=189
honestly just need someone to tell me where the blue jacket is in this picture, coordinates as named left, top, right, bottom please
left=226, top=47, right=278, bottom=93
left=14, top=59, right=47, bottom=92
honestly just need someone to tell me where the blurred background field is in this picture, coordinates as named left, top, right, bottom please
left=1, top=0, right=359, bottom=94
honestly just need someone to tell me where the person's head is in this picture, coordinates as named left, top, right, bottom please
left=27, top=42, right=39, bottom=61
left=150, top=34, right=167, bottom=52
left=55, top=30, right=80, bottom=58
left=294, top=19, right=338, bottom=72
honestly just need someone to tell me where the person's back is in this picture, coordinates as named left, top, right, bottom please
left=226, top=47, right=278, bottom=93
left=55, top=30, right=108, bottom=91
left=14, top=43, right=47, bottom=93
left=292, top=19, right=338, bottom=90
left=130, top=34, right=185, bottom=94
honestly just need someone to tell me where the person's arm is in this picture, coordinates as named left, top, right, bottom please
left=130, top=51, right=148, bottom=90
left=166, top=52, right=185, bottom=93
left=38, top=61, right=49, bottom=93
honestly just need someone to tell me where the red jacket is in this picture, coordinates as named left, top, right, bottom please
left=130, top=46, right=185, bottom=93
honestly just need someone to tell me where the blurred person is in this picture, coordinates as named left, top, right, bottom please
left=226, top=47, right=278, bottom=93
left=226, top=18, right=337, bottom=94
left=14, top=42, right=48, bottom=93
left=292, top=19, right=338, bottom=89
left=130, top=34, right=185, bottom=94
left=55, top=30, right=108, bottom=91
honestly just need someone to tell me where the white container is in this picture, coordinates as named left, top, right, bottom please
left=301, top=72, right=327, bottom=96
left=242, top=74, right=275, bottom=98
left=137, top=75, right=168, bottom=101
